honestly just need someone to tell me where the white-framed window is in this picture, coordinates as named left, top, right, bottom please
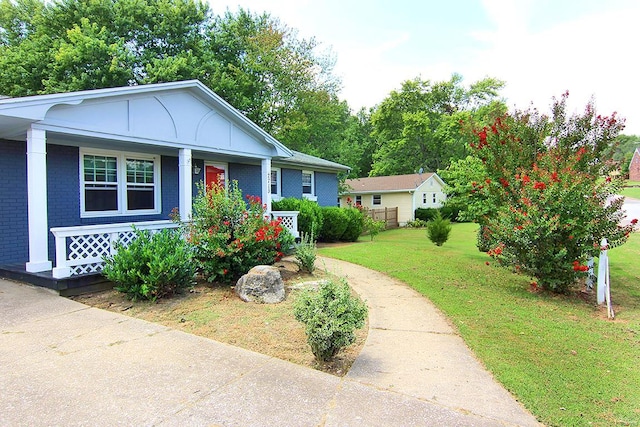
left=373, top=194, right=382, bottom=205
left=302, top=170, right=316, bottom=200
left=355, top=195, right=362, bottom=205
left=422, top=193, right=428, bottom=204
left=80, top=149, right=161, bottom=218
left=271, top=167, right=281, bottom=199
left=433, top=193, right=437, bottom=203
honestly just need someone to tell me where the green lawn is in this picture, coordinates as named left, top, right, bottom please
left=318, top=224, right=640, bottom=427
left=622, top=180, right=640, bottom=199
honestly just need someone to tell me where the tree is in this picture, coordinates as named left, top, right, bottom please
left=466, top=92, right=636, bottom=293
left=608, top=134, right=640, bottom=176
left=437, top=155, right=487, bottom=222
left=369, top=74, right=505, bottom=176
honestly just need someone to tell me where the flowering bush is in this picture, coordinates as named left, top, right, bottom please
left=184, top=181, right=294, bottom=283
left=466, top=92, right=636, bottom=293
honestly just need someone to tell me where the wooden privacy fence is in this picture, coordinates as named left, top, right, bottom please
left=368, top=207, right=399, bottom=229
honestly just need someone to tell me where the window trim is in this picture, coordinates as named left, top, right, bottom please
left=355, top=195, right=362, bottom=206
left=270, top=167, right=281, bottom=200
left=80, top=148, right=161, bottom=218
left=302, top=170, right=316, bottom=201
left=372, top=194, right=382, bottom=205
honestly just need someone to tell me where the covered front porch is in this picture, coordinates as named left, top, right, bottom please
left=0, top=81, right=300, bottom=291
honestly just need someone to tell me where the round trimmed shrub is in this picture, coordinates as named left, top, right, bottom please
left=319, top=207, right=348, bottom=242
left=272, top=197, right=323, bottom=238
left=340, top=208, right=364, bottom=242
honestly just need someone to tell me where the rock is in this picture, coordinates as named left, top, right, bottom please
left=235, top=265, right=285, bottom=304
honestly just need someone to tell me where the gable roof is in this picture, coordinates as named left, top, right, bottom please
left=345, top=173, right=440, bottom=193
left=276, top=150, right=350, bottom=173
left=0, top=80, right=292, bottom=158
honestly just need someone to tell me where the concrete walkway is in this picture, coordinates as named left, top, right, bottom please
left=0, top=258, right=540, bottom=426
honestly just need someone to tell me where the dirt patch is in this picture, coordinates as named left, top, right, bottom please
left=70, top=260, right=367, bottom=377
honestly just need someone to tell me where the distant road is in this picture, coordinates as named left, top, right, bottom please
left=622, top=196, right=640, bottom=226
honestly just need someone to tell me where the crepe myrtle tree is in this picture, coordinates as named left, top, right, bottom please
left=465, top=92, right=637, bottom=293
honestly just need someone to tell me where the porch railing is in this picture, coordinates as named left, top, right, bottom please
left=50, top=220, right=180, bottom=279
left=50, top=211, right=299, bottom=279
left=271, top=211, right=299, bottom=239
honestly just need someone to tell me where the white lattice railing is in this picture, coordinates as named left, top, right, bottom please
left=50, top=220, right=179, bottom=279
left=50, top=212, right=299, bottom=279
left=272, top=211, right=299, bottom=239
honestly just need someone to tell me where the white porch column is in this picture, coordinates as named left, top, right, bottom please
left=261, top=158, right=272, bottom=215
left=26, top=127, right=52, bottom=272
left=178, top=148, right=193, bottom=220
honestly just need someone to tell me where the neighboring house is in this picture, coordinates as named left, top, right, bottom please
left=340, top=173, right=446, bottom=225
left=0, top=80, right=348, bottom=286
left=629, top=148, right=640, bottom=181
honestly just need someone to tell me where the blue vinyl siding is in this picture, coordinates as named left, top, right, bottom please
left=0, top=140, right=28, bottom=265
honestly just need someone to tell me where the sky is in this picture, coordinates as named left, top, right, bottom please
left=208, top=0, right=640, bottom=135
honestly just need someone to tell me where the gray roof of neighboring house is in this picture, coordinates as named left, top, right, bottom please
left=276, top=150, right=350, bottom=173
left=345, top=173, right=442, bottom=193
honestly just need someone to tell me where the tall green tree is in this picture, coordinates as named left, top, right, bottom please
left=369, top=74, right=505, bottom=176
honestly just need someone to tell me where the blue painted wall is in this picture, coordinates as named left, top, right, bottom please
left=281, top=168, right=302, bottom=199
left=0, top=140, right=28, bottom=265
left=316, top=172, right=339, bottom=206
left=229, top=163, right=261, bottom=199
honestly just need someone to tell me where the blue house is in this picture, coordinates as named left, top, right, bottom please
left=0, top=80, right=348, bottom=291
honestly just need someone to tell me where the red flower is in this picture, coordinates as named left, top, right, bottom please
left=485, top=178, right=491, bottom=184
left=521, top=175, right=531, bottom=185
left=631, top=218, right=638, bottom=225
left=533, top=181, right=546, bottom=190
left=485, top=261, right=490, bottom=266
left=499, top=177, right=509, bottom=188
left=551, top=172, right=559, bottom=182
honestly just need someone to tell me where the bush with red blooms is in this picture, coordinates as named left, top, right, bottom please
left=466, top=92, right=636, bottom=293
left=182, top=181, right=294, bottom=283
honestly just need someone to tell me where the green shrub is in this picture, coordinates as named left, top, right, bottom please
left=406, top=219, right=429, bottom=228
left=272, top=197, right=323, bottom=238
left=185, top=181, right=295, bottom=283
left=426, top=211, right=452, bottom=246
left=103, top=227, right=195, bottom=301
left=439, top=205, right=461, bottom=222
left=363, top=216, right=386, bottom=240
left=319, top=207, right=348, bottom=242
left=340, top=208, right=365, bottom=242
left=294, top=231, right=317, bottom=274
left=293, top=278, right=368, bottom=362
left=415, top=208, right=440, bottom=222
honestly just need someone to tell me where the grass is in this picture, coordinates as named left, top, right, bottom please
left=318, top=224, right=640, bottom=427
left=622, top=180, right=640, bottom=199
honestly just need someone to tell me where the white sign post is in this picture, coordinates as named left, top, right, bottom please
left=597, top=238, right=614, bottom=319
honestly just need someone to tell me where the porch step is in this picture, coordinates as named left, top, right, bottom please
left=0, top=264, right=113, bottom=296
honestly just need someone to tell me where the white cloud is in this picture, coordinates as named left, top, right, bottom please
left=468, top=1, right=640, bottom=133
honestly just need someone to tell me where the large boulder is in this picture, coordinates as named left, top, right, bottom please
left=235, top=265, right=285, bottom=303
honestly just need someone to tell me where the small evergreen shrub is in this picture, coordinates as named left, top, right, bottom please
left=319, top=207, right=348, bottom=242
left=293, top=278, right=368, bottom=362
left=426, top=211, right=452, bottom=246
left=103, top=227, right=195, bottom=301
left=340, top=208, right=365, bottom=242
left=294, top=231, right=317, bottom=274
left=272, top=197, right=323, bottom=238
left=363, top=216, right=386, bottom=241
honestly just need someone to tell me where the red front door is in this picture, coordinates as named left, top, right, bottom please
left=205, top=165, right=225, bottom=190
